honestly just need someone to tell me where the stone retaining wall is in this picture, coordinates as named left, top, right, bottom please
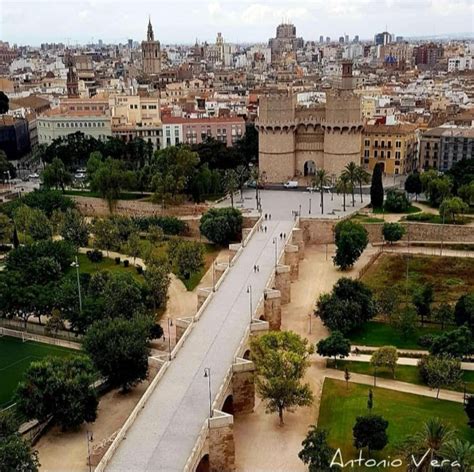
left=300, top=218, right=474, bottom=245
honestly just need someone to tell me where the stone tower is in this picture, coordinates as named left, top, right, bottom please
left=256, top=92, right=297, bottom=183
left=65, top=51, right=79, bottom=98
left=142, top=18, right=161, bottom=75
left=322, top=60, right=363, bottom=175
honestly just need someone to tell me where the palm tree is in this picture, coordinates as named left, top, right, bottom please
left=313, top=169, right=331, bottom=214
left=235, top=165, right=250, bottom=201
left=354, top=165, right=371, bottom=204
left=250, top=166, right=260, bottom=208
left=403, top=418, right=455, bottom=472
left=224, top=169, right=238, bottom=208
left=335, top=174, right=352, bottom=212
left=440, top=439, right=474, bottom=472
left=341, top=161, right=358, bottom=207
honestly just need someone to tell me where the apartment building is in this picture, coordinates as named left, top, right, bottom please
left=363, top=123, right=418, bottom=175
left=161, top=115, right=245, bottom=148
left=420, top=126, right=474, bottom=171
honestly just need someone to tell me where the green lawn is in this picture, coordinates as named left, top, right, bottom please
left=373, top=204, right=421, bottom=215
left=71, top=254, right=144, bottom=281
left=318, top=379, right=473, bottom=468
left=64, top=190, right=147, bottom=200
left=350, top=213, right=385, bottom=224
left=334, top=360, right=474, bottom=394
left=0, top=336, right=76, bottom=409
left=405, top=212, right=472, bottom=225
left=361, top=253, right=474, bottom=305
left=348, top=321, right=442, bottom=349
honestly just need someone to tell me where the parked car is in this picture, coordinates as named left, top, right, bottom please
left=283, top=180, right=298, bottom=189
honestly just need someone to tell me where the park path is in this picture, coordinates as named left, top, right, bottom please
left=328, top=353, right=474, bottom=371
left=324, top=369, right=465, bottom=403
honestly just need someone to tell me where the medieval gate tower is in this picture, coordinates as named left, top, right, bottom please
left=256, top=61, right=363, bottom=183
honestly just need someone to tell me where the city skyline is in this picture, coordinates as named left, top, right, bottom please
left=2, top=0, right=473, bottom=46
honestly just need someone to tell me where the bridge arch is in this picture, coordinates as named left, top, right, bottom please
left=196, top=454, right=210, bottom=472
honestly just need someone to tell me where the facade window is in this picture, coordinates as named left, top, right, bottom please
left=364, top=139, right=370, bottom=146
left=396, top=141, right=401, bottom=148
left=387, top=151, right=391, bottom=158
left=388, top=141, right=392, bottom=148
left=374, top=140, right=378, bottom=147
left=374, top=150, right=378, bottom=158
left=364, top=149, right=369, bottom=158
left=395, top=151, right=401, bottom=159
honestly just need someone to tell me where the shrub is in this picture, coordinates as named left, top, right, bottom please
left=384, top=189, right=410, bottom=213
left=136, top=265, right=143, bottom=274
left=123, top=259, right=129, bottom=267
left=418, top=334, right=436, bottom=348
left=87, top=249, right=103, bottom=263
left=200, top=207, right=243, bottom=245
left=131, top=216, right=187, bottom=235
left=114, top=256, right=121, bottom=265
left=382, top=222, right=405, bottom=244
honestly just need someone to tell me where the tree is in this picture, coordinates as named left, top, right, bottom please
left=454, top=293, right=474, bottom=332
left=223, top=169, right=238, bottom=208
left=200, top=207, right=243, bottom=245
left=151, top=146, right=200, bottom=204
left=316, top=331, right=350, bottom=367
left=59, top=209, right=89, bottom=249
left=144, top=263, right=170, bottom=312
left=235, top=165, right=250, bottom=200
left=92, top=218, right=120, bottom=255
left=147, top=225, right=164, bottom=245
left=101, top=272, right=145, bottom=319
left=384, top=189, right=410, bottom=213
left=15, top=356, right=98, bottom=430
left=353, top=415, right=389, bottom=453
left=124, top=231, right=142, bottom=264
left=439, top=196, right=468, bottom=224
left=83, top=316, right=152, bottom=391
left=426, top=176, right=452, bottom=207
left=370, top=163, right=384, bottom=209
left=465, top=395, right=474, bottom=428
left=341, top=161, right=358, bottom=207
left=405, top=171, right=422, bottom=201
left=313, top=169, right=331, bottom=214
left=376, top=286, right=401, bottom=322
left=429, top=325, right=473, bottom=358
left=458, top=181, right=474, bottom=207
left=412, top=284, right=434, bottom=326
left=345, top=368, right=351, bottom=390
left=41, top=157, right=72, bottom=192
left=250, top=331, right=313, bottom=425
left=441, top=439, right=474, bottom=472
left=335, top=173, right=352, bottom=212
left=0, top=90, right=9, bottom=114
left=382, top=222, right=405, bottom=244
left=299, top=426, right=335, bottom=471
left=0, top=411, right=39, bottom=472
left=0, top=213, right=13, bottom=244
left=317, top=278, right=377, bottom=334
left=13, top=205, right=52, bottom=242
left=433, top=303, right=454, bottom=330
left=354, top=165, right=370, bottom=204
left=370, top=346, right=398, bottom=378
left=418, top=355, right=462, bottom=399
left=402, top=418, right=455, bottom=469
left=90, top=158, right=131, bottom=212
left=367, top=389, right=373, bottom=410
left=392, top=304, right=418, bottom=337
left=0, top=150, right=16, bottom=182
left=333, top=220, right=368, bottom=270
left=174, top=241, right=204, bottom=280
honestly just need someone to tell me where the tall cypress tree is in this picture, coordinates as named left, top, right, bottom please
left=370, top=163, right=384, bottom=209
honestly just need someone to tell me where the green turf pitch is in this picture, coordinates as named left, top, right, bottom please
left=0, top=336, right=76, bottom=409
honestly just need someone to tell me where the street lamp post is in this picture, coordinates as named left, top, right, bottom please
left=203, top=367, right=212, bottom=420
left=212, top=262, right=216, bottom=292
left=299, top=204, right=302, bottom=216
left=167, top=318, right=173, bottom=361
left=86, top=430, right=93, bottom=472
left=272, top=237, right=277, bottom=269
left=247, top=285, right=253, bottom=323
left=309, top=197, right=312, bottom=215
left=308, top=313, right=312, bottom=334
left=70, top=256, right=82, bottom=313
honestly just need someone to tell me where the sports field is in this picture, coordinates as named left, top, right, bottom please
left=0, top=335, right=77, bottom=409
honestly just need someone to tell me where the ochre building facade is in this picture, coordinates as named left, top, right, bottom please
left=256, top=62, right=363, bottom=183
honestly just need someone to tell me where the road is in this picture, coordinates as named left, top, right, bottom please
left=106, top=217, right=295, bottom=472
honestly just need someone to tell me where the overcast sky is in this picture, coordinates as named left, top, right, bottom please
left=1, top=0, right=473, bottom=46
